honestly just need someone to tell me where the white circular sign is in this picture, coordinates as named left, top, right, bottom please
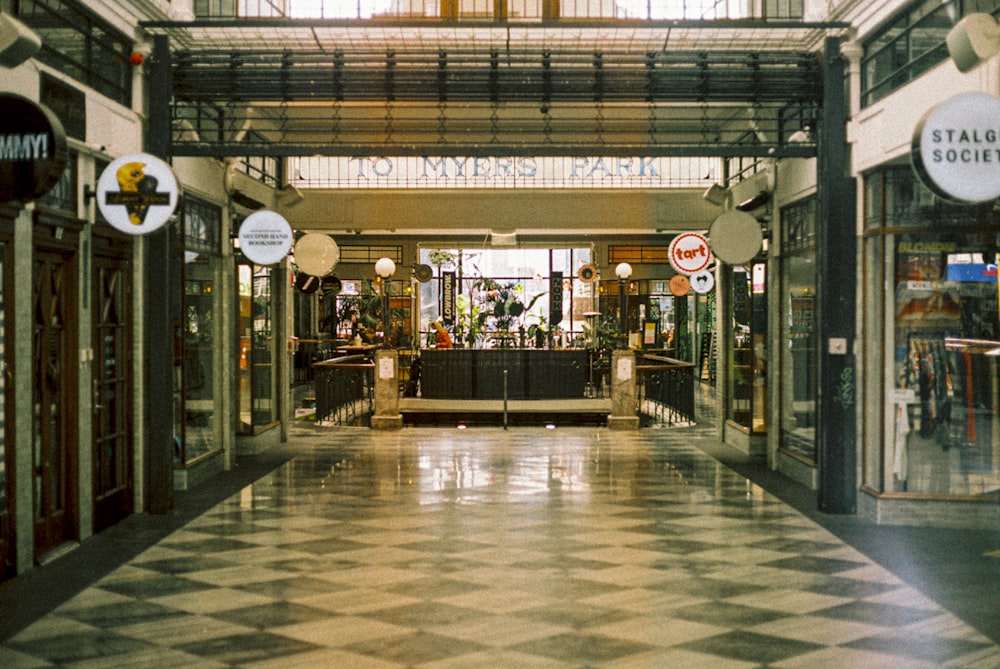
left=668, top=232, right=712, bottom=275
left=912, top=92, right=1000, bottom=203
left=709, top=210, right=763, bottom=265
left=238, top=210, right=293, bottom=265
left=294, top=233, right=340, bottom=276
left=690, top=270, right=715, bottom=294
left=96, top=153, right=179, bottom=235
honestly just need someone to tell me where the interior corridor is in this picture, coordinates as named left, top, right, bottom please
left=1, top=408, right=999, bottom=667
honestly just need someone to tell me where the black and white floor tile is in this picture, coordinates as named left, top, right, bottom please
left=2, top=423, right=997, bottom=668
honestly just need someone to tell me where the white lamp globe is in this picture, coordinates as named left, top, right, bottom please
left=375, top=257, right=396, bottom=278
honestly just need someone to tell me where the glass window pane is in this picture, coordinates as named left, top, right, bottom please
left=891, top=234, right=1000, bottom=496
left=781, top=255, right=817, bottom=461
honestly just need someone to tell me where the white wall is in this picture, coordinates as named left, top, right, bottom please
left=850, top=59, right=1000, bottom=174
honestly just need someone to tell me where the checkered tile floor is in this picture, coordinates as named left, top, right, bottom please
left=2, top=423, right=998, bottom=668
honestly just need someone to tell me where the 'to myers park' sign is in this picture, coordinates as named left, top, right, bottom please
left=912, top=92, right=1000, bottom=204
left=0, top=94, right=68, bottom=204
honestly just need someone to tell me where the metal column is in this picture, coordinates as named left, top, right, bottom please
left=816, top=37, right=858, bottom=514
left=145, top=34, right=174, bottom=514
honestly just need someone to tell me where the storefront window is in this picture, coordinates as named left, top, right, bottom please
left=727, top=265, right=767, bottom=432
left=416, top=247, right=592, bottom=348
left=780, top=197, right=817, bottom=462
left=238, top=262, right=278, bottom=432
left=866, top=166, right=1000, bottom=498
left=174, top=198, right=222, bottom=465
left=891, top=234, right=999, bottom=495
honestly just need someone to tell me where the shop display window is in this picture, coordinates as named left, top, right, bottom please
left=891, top=236, right=1000, bottom=496
left=780, top=197, right=817, bottom=462
left=174, top=199, right=223, bottom=464
left=866, top=166, right=1000, bottom=499
left=238, top=262, right=279, bottom=433
left=416, top=247, right=592, bottom=349
left=727, top=265, right=767, bottom=433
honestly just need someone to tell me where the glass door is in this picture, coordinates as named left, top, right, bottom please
left=237, top=261, right=278, bottom=433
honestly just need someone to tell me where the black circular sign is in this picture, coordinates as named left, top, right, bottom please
left=0, top=94, right=68, bottom=204
left=414, top=264, right=433, bottom=283
left=295, top=273, right=321, bottom=294
left=321, top=275, right=343, bottom=294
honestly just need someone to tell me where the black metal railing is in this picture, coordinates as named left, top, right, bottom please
left=637, top=354, right=697, bottom=426
left=313, top=355, right=374, bottom=425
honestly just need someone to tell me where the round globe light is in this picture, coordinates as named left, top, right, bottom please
left=615, top=262, right=633, bottom=279
left=375, top=257, right=396, bottom=278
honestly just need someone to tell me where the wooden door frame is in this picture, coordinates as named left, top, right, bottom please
left=31, top=213, right=81, bottom=560
left=91, top=231, right=134, bottom=532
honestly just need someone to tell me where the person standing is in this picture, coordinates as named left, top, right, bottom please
left=432, top=321, right=453, bottom=348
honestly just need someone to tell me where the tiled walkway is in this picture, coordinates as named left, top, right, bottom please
left=2, top=421, right=1000, bottom=667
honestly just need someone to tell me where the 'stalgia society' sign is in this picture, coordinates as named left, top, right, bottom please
left=238, top=210, right=293, bottom=265
left=97, top=153, right=179, bottom=234
left=912, top=92, right=1000, bottom=203
left=0, top=94, right=68, bottom=204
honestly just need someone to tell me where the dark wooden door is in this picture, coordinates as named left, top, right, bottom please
left=0, top=239, right=12, bottom=580
left=92, top=252, right=133, bottom=531
left=33, top=249, right=78, bottom=558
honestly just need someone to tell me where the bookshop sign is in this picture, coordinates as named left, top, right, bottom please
left=912, top=92, right=1000, bottom=204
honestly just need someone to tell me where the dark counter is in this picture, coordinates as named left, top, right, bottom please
left=419, top=349, right=589, bottom=400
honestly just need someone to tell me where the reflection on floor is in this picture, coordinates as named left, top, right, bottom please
left=2, top=421, right=999, bottom=668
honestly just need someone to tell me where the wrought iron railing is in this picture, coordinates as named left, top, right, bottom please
left=313, top=355, right=374, bottom=425
left=637, top=354, right=697, bottom=426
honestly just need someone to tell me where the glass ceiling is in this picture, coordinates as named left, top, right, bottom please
left=144, top=19, right=842, bottom=54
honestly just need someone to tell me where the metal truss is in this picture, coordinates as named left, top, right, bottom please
left=143, top=19, right=847, bottom=159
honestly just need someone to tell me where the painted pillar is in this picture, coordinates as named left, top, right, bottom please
left=371, top=349, right=403, bottom=430
left=145, top=34, right=173, bottom=514
left=816, top=37, right=858, bottom=514
left=608, top=349, right=640, bottom=430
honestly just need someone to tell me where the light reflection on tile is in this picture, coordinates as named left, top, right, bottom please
left=1, top=424, right=998, bottom=668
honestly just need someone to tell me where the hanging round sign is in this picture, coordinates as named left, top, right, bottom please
left=238, top=210, right=293, bottom=265
left=912, top=92, right=1000, bottom=203
left=414, top=264, right=433, bottom=283
left=96, top=153, right=179, bottom=235
left=708, top=210, right=763, bottom=265
left=0, top=94, right=68, bottom=204
left=294, top=232, right=340, bottom=276
left=668, top=274, right=690, bottom=296
left=295, top=273, right=320, bottom=294
left=690, top=270, right=715, bottom=294
left=577, top=263, right=598, bottom=283
left=321, top=275, right=343, bottom=293
left=668, top=232, right=712, bottom=275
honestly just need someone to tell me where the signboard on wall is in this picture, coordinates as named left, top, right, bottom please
left=442, top=271, right=456, bottom=324
left=0, top=93, right=68, bottom=204
left=97, top=153, right=179, bottom=234
left=911, top=92, right=1000, bottom=203
left=549, top=271, right=563, bottom=324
